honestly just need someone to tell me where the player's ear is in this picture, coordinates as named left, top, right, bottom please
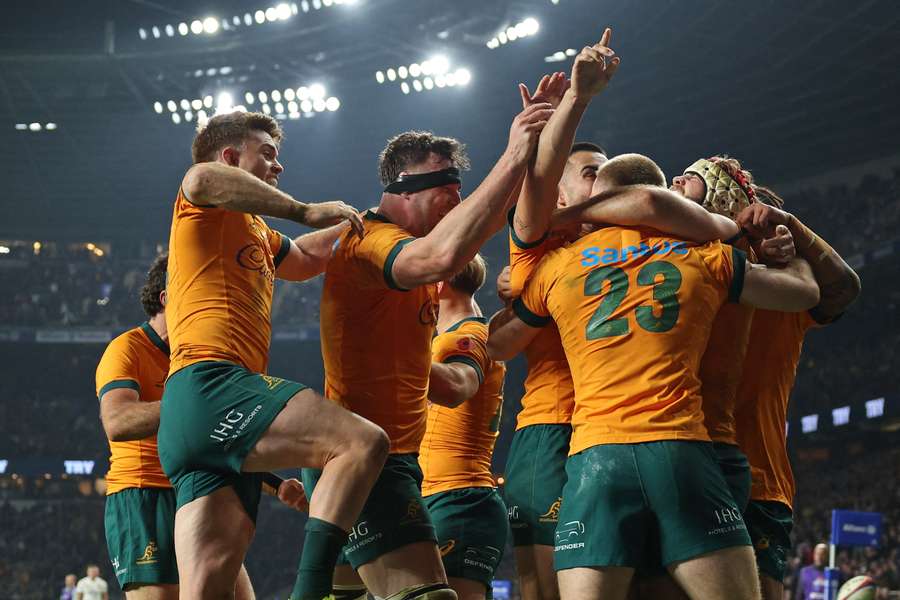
left=159, top=289, right=167, bottom=309
left=222, top=146, right=240, bottom=167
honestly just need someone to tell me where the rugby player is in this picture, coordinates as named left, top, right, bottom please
left=96, top=254, right=307, bottom=599
left=157, top=111, right=391, bottom=600
left=300, top=100, right=553, bottom=600
left=418, top=254, right=508, bottom=600
left=733, top=193, right=861, bottom=600
left=488, top=154, right=821, bottom=600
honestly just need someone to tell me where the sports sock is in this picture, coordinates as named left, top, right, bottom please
left=290, top=517, right=348, bottom=600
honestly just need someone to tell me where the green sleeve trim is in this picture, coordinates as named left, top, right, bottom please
left=274, top=233, right=291, bottom=269
left=728, top=246, right=747, bottom=303
left=512, top=297, right=551, bottom=328
left=365, top=211, right=392, bottom=224
left=98, top=379, right=140, bottom=401
left=180, top=186, right=216, bottom=208
left=140, top=322, right=170, bottom=356
left=444, top=355, right=485, bottom=385
left=445, top=316, right=488, bottom=333
left=507, top=207, right=548, bottom=250
left=384, top=237, right=415, bottom=291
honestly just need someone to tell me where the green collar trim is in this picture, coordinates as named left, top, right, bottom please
left=445, top=316, right=488, bottom=333
left=141, top=322, right=170, bottom=356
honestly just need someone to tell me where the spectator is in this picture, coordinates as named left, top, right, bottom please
left=60, top=574, right=77, bottom=600
left=74, top=564, right=107, bottom=600
left=795, top=543, right=828, bottom=600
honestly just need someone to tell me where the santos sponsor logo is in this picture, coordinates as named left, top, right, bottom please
left=581, top=241, right=689, bottom=267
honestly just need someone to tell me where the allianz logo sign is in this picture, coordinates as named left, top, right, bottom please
left=842, top=523, right=877, bottom=535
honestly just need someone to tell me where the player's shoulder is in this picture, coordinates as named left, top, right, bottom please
left=104, top=325, right=147, bottom=355
left=445, top=316, right=489, bottom=338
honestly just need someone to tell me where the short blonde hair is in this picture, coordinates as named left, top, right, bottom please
left=596, top=153, right=666, bottom=188
left=448, top=254, right=487, bottom=296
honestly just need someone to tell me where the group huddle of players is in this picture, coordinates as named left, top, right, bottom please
left=93, top=27, right=861, bottom=600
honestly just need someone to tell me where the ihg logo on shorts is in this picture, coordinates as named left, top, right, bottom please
left=209, top=405, right=263, bottom=447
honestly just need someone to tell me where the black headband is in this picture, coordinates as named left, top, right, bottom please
left=384, top=167, right=461, bottom=194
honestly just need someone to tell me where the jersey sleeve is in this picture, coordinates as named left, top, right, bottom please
left=512, top=253, right=557, bottom=328
left=508, top=207, right=552, bottom=296
left=263, top=221, right=291, bottom=269
left=698, top=241, right=747, bottom=303
left=96, top=337, right=140, bottom=400
left=432, top=323, right=490, bottom=385
left=348, top=222, right=415, bottom=291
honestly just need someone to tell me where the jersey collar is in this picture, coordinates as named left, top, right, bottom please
left=140, top=322, right=170, bottom=356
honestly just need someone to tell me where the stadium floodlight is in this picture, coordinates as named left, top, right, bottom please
left=276, top=3, right=292, bottom=19
left=300, top=99, right=313, bottom=112
left=397, top=66, right=408, bottom=79
left=275, top=102, right=285, bottom=114
left=203, top=95, right=214, bottom=108
left=297, top=86, right=309, bottom=100
left=45, top=123, right=57, bottom=130
left=312, top=0, right=322, bottom=9
left=429, top=55, right=450, bottom=75
left=255, top=10, right=266, bottom=23
left=284, top=88, right=296, bottom=101
left=435, top=74, right=446, bottom=88
left=271, top=90, right=282, bottom=102
left=165, top=24, right=175, bottom=37
left=312, top=98, right=325, bottom=112
left=386, top=69, right=397, bottom=82
left=203, top=17, right=219, bottom=34
left=288, top=101, right=299, bottom=113
left=291, top=3, right=299, bottom=14
left=323, top=0, right=333, bottom=6
left=184, top=111, right=194, bottom=122
left=197, top=110, right=209, bottom=124
left=245, top=92, right=255, bottom=104
left=423, top=77, right=434, bottom=90
left=265, top=7, right=278, bottom=21
left=153, top=102, right=164, bottom=114
left=191, top=99, right=203, bottom=110
left=167, top=100, right=177, bottom=112
left=409, top=63, right=421, bottom=77
left=866, top=397, right=885, bottom=418
left=412, top=79, right=423, bottom=92
left=233, top=15, right=242, bottom=25
left=289, top=112, right=301, bottom=120
left=171, top=113, right=181, bottom=124
left=325, top=97, right=340, bottom=111
left=400, top=82, right=410, bottom=94
left=179, top=22, right=189, bottom=35
left=258, top=91, right=268, bottom=103
left=801, top=414, right=818, bottom=433
left=0, top=246, right=9, bottom=254
left=832, top=406, right=850, bottom=427
left=375, top=71, right=385, bottom=84
left=488, top=18, right=540, bottom=49
left=139, top=28, right=148, bottom=40
left=216, top=92, right=234, bottom=114
left=190, top=20, right=203, bottom=34
left=15, top=123, right=27, bottom=130
left=309, top=83, right=326, bottom=99
left=262, top=103, right=272, bottom=114
left=455, top=68, right=471, bottom=85
left=29, top=122, right=41, bottom=131
left=180, top=99, right=191, bottom=111
left=244, top=13, right=253, bottom=25
left=152, top=26, right=161, bottom=39
left=301, top=0, right=310, bottom=11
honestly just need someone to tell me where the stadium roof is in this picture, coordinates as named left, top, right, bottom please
left=1, top=0, right=898, bottom=240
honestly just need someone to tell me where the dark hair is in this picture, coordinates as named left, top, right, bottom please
left=570, top=141, right=607, bottom=156
left=448, top=254, right=487, bottom=296
left=378, top=131, right=470, bottom=185
left=597, top=153, right=666, bottom=187
left=191, top=112, right=284, bottom=164
left=752, top=185, right=786, bottom=209
left=140, top=254, right=168, bottom=317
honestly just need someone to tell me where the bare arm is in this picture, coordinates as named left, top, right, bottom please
left=487, top=307, right=542, bottom=362
left=553, top=185, right=740, bottom=242
left=738, top=204, right=861, bottom=320
left=181, top=162, right=363, bottom=233
left=428, top=362, right=481, bottom=408
left=391, top=104, right=551, bottom=289
left=739, top=258, right=820, bottom=312
left=100, top=388, right=160, bottom=442
left=275, top=222, right=349, bottom=282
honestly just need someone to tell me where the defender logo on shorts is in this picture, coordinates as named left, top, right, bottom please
left=260, top=374, right=284, bottom=390
left=440, top=539, right=456, bottom=557
left=135, top=541, right=159, bottom=565
left=554, top=520, right=586, bottom=551
left=539, top=498, right=562, bottom=523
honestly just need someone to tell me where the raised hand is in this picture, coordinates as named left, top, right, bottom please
left=736, top=202, right=791, bottom=239
left=496, top=266, right=514, bottom=304
left=758, top=224, right=796, bottom=265
left=571, top=27, right=621, bottom=101
left=519, top=71, right=571, bottom=109
left=505, top=102, right=555, bottom=164
left=302, top=201, right=365, bottom=238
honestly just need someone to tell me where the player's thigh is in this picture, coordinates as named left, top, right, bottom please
left=124, top=584, right=179, bottom=600
left=758, top=575, right=782, bottom=600
left=448, top=577, right=486, bottom=600
left=668, top=545, right=759, bottom=600
left=357, top=540, right=447, bottom=598
left=173, top=486, right=254, bottom=589
left=533, top=545, right=560, bottom=600
left=243, top=387, right=383, bottom=472
left=234, top=564, right=255, bottom=600
left=633, top=574, right=690, bottom=600
left=557, top=566, right=634, bottom=600
left=514, top=546, right=541, bottom=600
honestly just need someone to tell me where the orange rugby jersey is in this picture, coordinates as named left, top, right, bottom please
left=516, top=227, right=746, bottom=455
left=734, top=309, right=816, bottom=508
left=166, top=188, right=290, bottom=376
left=508, top=224, right=575, bottom=429
left=320, top=211, right=439, bottom=454
left=96, top=323, right=172, bottom=494
left=699, top=244, right=757, bottom=445
left=419, top=317, right=506, bottom=496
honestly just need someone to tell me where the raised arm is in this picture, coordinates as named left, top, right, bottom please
left=428, top=362, right=481, bottom=408
left=513, top=27, right=620, bottom=245
left=739, top=258, right=820, bottom=312
left=275, top=222, right=349, bottom=282
left=553, top=185, right=740, bottom=242
left=391, top=103, right=551, bottom=289
left=487, top=306, right=542, bottom=362
left=181, top=161, right=363, bottom=234
left=738, top=203, right=861, bottom=321
left=100, top=388, right=161, bottom=442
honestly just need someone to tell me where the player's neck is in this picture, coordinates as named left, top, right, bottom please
left=148, top=312, right=168, bottom=342
left=378, top=195, right=424, bottom=236
left=437, top=294, right=480, bottom=333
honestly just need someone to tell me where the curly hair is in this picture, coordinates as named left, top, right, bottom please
left=140, top=254, right=168, bottom=317
left=378, top=131, right=470, bottom=185
left=191, top=111, right=284, bottom=164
